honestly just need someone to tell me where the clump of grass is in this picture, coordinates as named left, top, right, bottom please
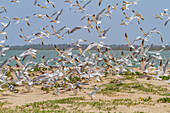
left=135, top=71, right=143, bottom=75
left=63, top=76, right=81, bottom=84
left=98, top=82, right=169, bottom=95
left=73, top=98, right=151, bottom=111
left=0, top=108, right=66, bottom=113
left=105, top=71, right=109, bottom=76
left=0, top=101, right=11, bottom=107
left=112, top=73, right=116, bottom=75
left=120, top=70, right=142, bottom=76
left=21, top=97, right=85, bottom=108
left=133, top=111, right=144, bottom=113
left=9, top=97, right=85, bottom=112
left=5, top=71, right=11, bottom=77
left=159, top=75, right=170, bottom=80
left=0, top=97, right=156, bottom=112
left=110, top=79, right=119, bottom=83
left=139, top=96, right=152, bottom=102
left=33, top=67, right=41, bottom=72
left=160, top=93, right=170, bottom=96
left=1, top=82, right=17, bottom=89
left=42, top=68, right=47, bottom=71
left=119, top=71, right=143, bottom=80
left=41, top=87, right=49, bottom=91
left=157, top=97, right=170, bottom=103
left=68, top=76, right=81, bottom=83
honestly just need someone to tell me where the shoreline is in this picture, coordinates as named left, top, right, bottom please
left=6, top=49, right=170, bottom=51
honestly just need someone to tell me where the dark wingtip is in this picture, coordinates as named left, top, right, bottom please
left=125, top=33, right=127, bottom=37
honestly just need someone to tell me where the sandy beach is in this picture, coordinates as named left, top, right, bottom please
left=0, top=69, right=170, bottom=113
left=0, top=0, right=170, bottom=113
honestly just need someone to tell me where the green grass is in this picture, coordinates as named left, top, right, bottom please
left=64, top=76, right=81, bottom=83
left=98, top=82, right=169, bottom=95
left=159, top=75, right=170, bottom=80
left=5, top=71, right=11, bottom=77
left=105, top=71, right=109, bottom=76
left=0, top=97, right=85, bottom=113
left=1, top=82, right=18, bottom=89
left=0, top=97, right=155, bottom=112
left=133, top=111, right=144, bottom=113
left=139, top=96, right=152, bottom=102
left=157, top=97, right=170, bottom=103
left=118, top=71, right=143, bottom=80
left=160, top=93, right=170, bottom=96
left=0, top=101, right=11, bottom=107
left=33, top=67, right=41, bottom=72
left=42, top=68, right=47, bottom=71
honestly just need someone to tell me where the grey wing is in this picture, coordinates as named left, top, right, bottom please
left=81, top=15, right=89, bottom=20
left=91, top=88, right=100, bottom=95
left=24, top=57, right=32, bottom=66
left=144, top=44, right=153, bottom=54
left=163, top=58, right=170, bottom=73
left=96, top=8, right=105, bottom=20
left=56, top=26, right=66, bottom=34
left=70, top=27, right=81, bottom=33
left=22, top=55, right=29, bottom=61
left=51, top=11, right=58, bottom=17
left=144, top=61, right=150, bottom=71
left=164, top=20, right=169, bottom=26
left=55, top=8, right=63, bottom=20
left=131, top=37, right=142, bottom=45
left=46, top=58, right=57, bottom=64
left=83, top=44, right=97, bottom=54
left=2, top=21, right=10, bottom=32
left=0, top=59, right=8, bottom=68
left=0, top=11, right=4, bottom=14
left=103, top=26, right=111, bottom=36
left=82, top=0, right=92, bottom=8
left=34, top=0, right=38, bottom=5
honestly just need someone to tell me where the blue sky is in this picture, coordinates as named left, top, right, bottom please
left=0, top=0, right=170, bottom=46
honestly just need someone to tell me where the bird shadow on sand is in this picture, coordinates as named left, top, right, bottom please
left=19, top=91, right=31, bottom=94
left=1, top=93, right=16, bottom=97
left=69, top=94, right=77, bottom=96
left=37, top=92, right=49, bottom=95
left=85, top=98, right=98, bottom=101
left=0, top=97, right=9, bottom=100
